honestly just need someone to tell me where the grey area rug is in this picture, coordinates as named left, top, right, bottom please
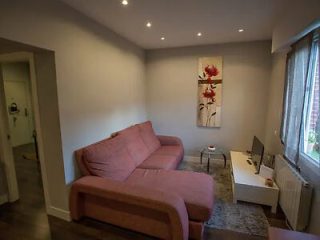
left=178, top=157, right=269, bottom=237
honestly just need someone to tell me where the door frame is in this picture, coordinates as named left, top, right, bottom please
left=0, top=52, right=50, bottom=209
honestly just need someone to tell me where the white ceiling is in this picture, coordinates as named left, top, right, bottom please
left=61, top=0, right=288, bottom=49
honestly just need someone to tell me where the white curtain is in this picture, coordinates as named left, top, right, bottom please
left=281, top=36, right=312, bottom=165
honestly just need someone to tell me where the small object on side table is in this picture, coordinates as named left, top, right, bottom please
left=265, top=178, right=274, bottom=187
left=208, top=145, right=216, bottom=151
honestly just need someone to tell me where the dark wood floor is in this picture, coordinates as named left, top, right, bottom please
left=0, top=144, right=50, bottom=240
left=0, top=144, right=286, bottom=240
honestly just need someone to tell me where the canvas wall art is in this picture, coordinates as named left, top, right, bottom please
left=197, top=56, right=223, bottom=127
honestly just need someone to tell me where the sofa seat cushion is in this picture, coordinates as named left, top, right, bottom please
left=137, top=154, right=179, bottom=170
left=137, top=121, right=161, bottom=154
left=154, top=146, right=183, bottom=159
left=125, top=169, right=214, bottom=221
left=117, top=125, right=150, bottom=166
left=82, top=136, right=135, bottom=181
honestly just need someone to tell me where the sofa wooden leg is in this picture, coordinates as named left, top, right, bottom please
left=189, top=221, right=204, bottom=240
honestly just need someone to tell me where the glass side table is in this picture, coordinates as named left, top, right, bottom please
left=200, top=147, right=227, bottom=172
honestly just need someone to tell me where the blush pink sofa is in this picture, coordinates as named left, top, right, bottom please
left=70, top=121, right=214, bottom=240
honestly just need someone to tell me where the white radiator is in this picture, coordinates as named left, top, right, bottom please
left=274, top=155, right=312, bottom=231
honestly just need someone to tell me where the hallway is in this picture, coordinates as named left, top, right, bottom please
left=0, top=144, right=50, bottom=240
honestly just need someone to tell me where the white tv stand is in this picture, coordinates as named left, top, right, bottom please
left=230, top=151, right=279, bottom=213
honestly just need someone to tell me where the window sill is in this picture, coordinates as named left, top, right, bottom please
left=299, top=152, right=320, bottom=176
left=301, top=152, right=319, bottom=164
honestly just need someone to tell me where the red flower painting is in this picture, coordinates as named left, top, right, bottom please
left=203, top=89, right=215, bottom=101
left=198, top=63, right=221, bottom=127
left=203, top=65, right=219, bottom=84
left=205, top=65, right=219, bottom=77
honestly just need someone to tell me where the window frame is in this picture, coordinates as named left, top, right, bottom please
left=281, top=29, right=320, bottom=168
left=301, top=32, right=319, bottom=165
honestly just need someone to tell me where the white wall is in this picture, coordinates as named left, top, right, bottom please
left=146, top=41, right=272, bottom=157
left=264, top=52, right=286, bottom=154
left=0, top=0, right=147, bottom=213
left=272, top=0, right=320, bottom=52
left=33, top=51, right=70, bottom=215
left=2, top=63, right=29, bottom=83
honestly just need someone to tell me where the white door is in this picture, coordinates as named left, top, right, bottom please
left=4, top=81, right=34, bottom=146
left=0, top=64, right=19, bottom=202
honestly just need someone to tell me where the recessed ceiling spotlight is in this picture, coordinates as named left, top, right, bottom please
left=121, top=0, right=128, bottom=6
left=146, top=22, right=152, bottom=28
left=161, top=37, right=165, bottom=40
left=238, top=29, right=244, bottom=32
left=197, top=32, right=202, bottom=37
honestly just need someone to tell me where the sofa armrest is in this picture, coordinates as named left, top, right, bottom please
left=70, top=176, right=189, bottom=240
left=157, top=135, right=183, bottom=146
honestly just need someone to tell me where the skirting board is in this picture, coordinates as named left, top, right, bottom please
left=0, top=194, right=8, bottom=205
left=47, top=206, right=71, bottom=222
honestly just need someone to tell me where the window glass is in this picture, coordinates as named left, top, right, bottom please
left=303, top=38, right=319, bottom=164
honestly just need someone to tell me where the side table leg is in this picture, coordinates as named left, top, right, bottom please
left=223, top=154, right=227, bottom=168
left=200, top=152, right=203, bottom=164
left=207, top=156, right=210, bottom=173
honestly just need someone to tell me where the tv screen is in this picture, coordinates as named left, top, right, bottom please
left=251, top=136, right=264, bottom=174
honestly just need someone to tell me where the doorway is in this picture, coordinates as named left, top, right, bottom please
left=0, top=54, right=52, bottom=238
left=0, top=52, right=50, bottom=207
left=0, top=39, right=68, bottom=237
left=1, top=61, right=43, bottom=201
left=0, top=47, right=68, bottom=223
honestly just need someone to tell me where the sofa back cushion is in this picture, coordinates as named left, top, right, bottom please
left=82, top=136, right=135, bottom=181
left=75, top=148, right=91, bottom=176
left=117, top=125, right=150, bottom=166
left=138, top=121, right=161, bottom=154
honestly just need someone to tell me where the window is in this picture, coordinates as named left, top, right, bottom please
left=303, top=38, right=319, bottom=163
left=281, top=29, right=320, bottom=167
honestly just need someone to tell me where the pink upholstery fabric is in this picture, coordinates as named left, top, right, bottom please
left=126, top=169, right=214, bottom=221
left=137, top=121, right=161, bottom=154
left=70, top=176, right=189, bottom=240
left=82, top=136, right=135, bottom=181
left=157, top=135, right=183, bottom=146
left=75, top=137, right=115, bottom=176
left=117, top=125, right=150, bottom=166
left=72, top=121, right=213, bottom=240
left=75, top=148, right=91, bottom=176
left=154, top=146, right=183, bottom=160
left=137, top=154, right=179, bottom=170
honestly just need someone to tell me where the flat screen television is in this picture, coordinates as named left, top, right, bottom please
left=251, top=136, right=264, bottom=174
